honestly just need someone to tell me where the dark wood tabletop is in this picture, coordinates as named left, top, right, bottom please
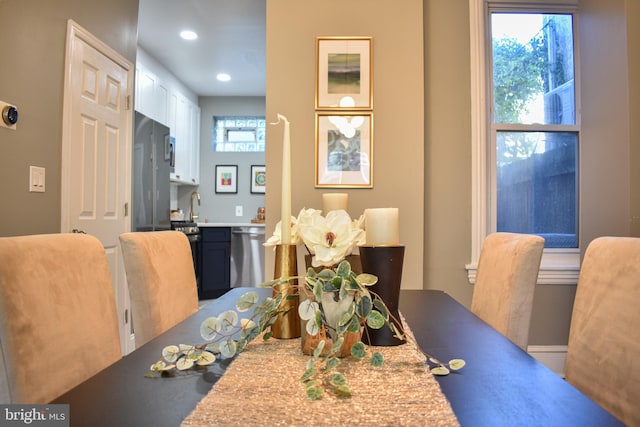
left=400, top=290, right=622, bottom=426
left=53, top=288, right=622, bottom=427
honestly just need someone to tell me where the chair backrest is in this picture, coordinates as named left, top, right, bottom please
left=0, top=233, right=122, bottom=403
left=565, top=236, right=640, bottom=426
left=119, top=231, right=199, bottom=348
left=470, top=232, right=545, bottom=350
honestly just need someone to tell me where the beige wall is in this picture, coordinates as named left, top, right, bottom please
left=423, top=0, right=473, bottom=306
left=265, top=0, right=425, bottom=288
left=0, top=0, right=139, bottom=237
left=579, top=0, right=631, bottom=246
left=627, top=0, right=640, bottom=237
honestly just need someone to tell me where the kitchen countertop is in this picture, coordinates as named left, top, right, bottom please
left=197, top=222, right=265, bottom=228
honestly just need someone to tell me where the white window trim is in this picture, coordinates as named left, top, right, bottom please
left=466, top=0, right=580, bottom=285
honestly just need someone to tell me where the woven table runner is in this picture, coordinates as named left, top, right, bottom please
left=181, top=322, right=459, bottom=426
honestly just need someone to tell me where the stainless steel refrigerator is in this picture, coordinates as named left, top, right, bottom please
left=133, top=111, right=171, bottom=231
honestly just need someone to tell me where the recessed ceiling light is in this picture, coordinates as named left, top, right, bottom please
left=180, top=30, right=198, bottom=41
left=216, top=73, right=231, bottom=82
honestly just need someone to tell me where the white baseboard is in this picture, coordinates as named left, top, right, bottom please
left=527, top=345, right=568, bottom=378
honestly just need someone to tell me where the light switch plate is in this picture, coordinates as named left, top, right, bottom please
left=235, top=205, right=243, bottom=216
left=29, top=166, right=45, bottom=193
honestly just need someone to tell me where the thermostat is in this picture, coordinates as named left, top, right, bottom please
left=1, top=101, right=18, bottom=130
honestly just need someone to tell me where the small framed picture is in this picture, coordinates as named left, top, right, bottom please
left=215, top=165, right=238, bottom=194
left=316, top=36, right=373, bottom=110
left=315, top=112, right=373, bottom=188
left=250, top=165, right=266, bottom=194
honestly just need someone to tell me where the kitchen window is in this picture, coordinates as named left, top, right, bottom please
left=212, top=116, right=266, bottom=152
left=468, top=0, right=581, bottom=284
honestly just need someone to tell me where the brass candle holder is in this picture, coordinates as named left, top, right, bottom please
left=271, top=244, right=300, bottom=339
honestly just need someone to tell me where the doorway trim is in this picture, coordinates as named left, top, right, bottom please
left=60, top=19, right=135, bottom=354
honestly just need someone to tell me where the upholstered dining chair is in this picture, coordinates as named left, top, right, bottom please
left=564, top=236, right=640, bottom=426
left=470, top=232, right=545, bottom=351
left=0, top=233, right=122, bottom=404
left=119, top=231, right=199, bottom=348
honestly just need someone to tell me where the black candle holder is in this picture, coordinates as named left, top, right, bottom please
left=359, top=245, right=406, bottom=346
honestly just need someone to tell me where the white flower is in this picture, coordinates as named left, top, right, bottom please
left=263, top=215, right=301, bottom=246
left=264, top=208, right=365, bottom=267
left=352, top=213, right=365, bottom=231
left=297, top=209, right=365, bottom=267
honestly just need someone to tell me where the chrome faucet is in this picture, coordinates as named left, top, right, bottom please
left=190, top=191, right=201, bottom=222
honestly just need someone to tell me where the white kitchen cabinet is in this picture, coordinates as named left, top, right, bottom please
left=167, top=92, right=177, bottom=138
left=188, top=100, right=200, bottom=185
left=135, top=55, right=200, bottom=186
left=170, top=93, right=200, bottom=186
left=134, top=64, right=169, bottom=125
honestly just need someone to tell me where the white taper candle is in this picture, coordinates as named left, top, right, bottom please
left=278, top=114, right=291, bottom=244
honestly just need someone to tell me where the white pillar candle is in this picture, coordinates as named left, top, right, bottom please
left=322, top=193, right=349, bottom=213
left=364, top=208, right=400, bottom=246
left=276, top=114, right=291, bottom=244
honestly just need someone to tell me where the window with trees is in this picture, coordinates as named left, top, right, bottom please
left=469, top=1, right=580, bottom=284
left=491, top=12, right=578, bottom=249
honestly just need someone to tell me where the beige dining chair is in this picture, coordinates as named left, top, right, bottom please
left=119, top=231, right=199, bottom=348
left=470, top=232, right=545, bottom=351
left=0, top=233, right=122, bottom=403
left=565, top=236, right=640, bottom=426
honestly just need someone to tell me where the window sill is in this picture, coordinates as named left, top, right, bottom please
left=465, top=263, right=580, bottom=285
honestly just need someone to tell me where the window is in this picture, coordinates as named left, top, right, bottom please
left=469, top=1, right=580, bottom=284
left=212, top=116, right=266, bottom=152
left=491, top=12, right=578, bottom=249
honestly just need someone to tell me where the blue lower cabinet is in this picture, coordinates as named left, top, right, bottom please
left=199, top=227, right=231, bottom=299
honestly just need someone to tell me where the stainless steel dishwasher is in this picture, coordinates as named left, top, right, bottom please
left=230, top=226, right=265, bottom=287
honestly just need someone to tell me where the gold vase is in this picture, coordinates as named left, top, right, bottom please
left=271, top=244, right=300, bottom=339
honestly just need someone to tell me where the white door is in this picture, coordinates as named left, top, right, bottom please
left=61, top=20, right=135, bottom=355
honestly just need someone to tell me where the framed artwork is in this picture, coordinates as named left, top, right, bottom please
left=316, top=36, right=373, bottom=110
left=215, top=165, right=238, bottom=194
left=315, top=112, right=373, bottom=188
left=250, top=165, right=266, bottom=194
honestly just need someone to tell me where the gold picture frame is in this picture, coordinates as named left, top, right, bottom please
left=315, top=36, right=373, bottom=110
left=315, top=112, right=373, bottom=188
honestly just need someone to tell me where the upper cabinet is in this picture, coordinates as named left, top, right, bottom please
left=170, top=93, right=200, bottom=185
left=135, top=49, right=200, bottom=186
left=135, top=62, right=169, bottom=124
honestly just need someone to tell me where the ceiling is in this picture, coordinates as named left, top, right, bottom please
left=137, top=0, right=266, bottom=97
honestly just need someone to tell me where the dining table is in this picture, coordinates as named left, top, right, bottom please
left=52, top=287, right=622, bottom=426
